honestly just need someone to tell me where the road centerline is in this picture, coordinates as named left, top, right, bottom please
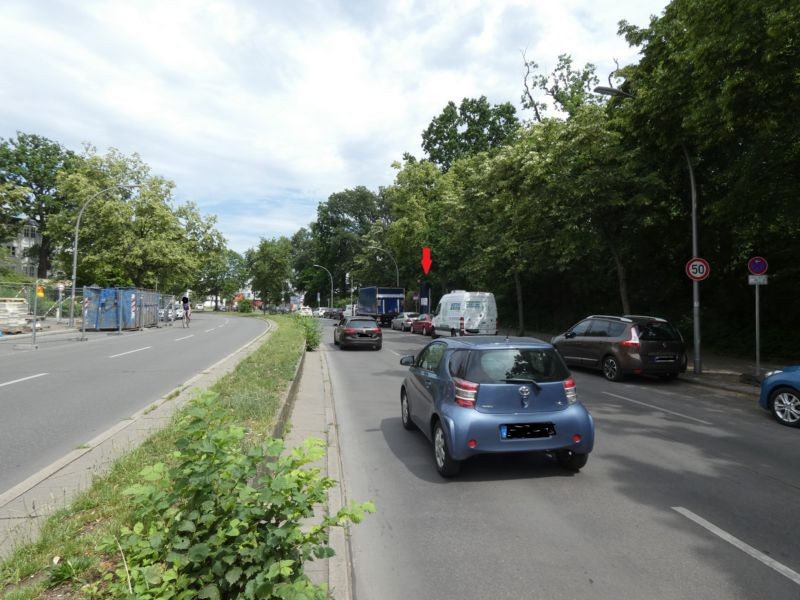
left=673, top=506, right=800, bottom=586
left=602, top=391, right=712, bottom=425
left=108, top=346, right=152, bottom=359
left=0, top=373, right=48, bottom=388
left=175, top=335, right=194, bottom=341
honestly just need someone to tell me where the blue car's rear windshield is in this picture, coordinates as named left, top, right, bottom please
left=453, top=348, right=570, bottom=383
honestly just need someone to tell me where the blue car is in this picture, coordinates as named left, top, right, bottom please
left=399, top=336, right=595, bottom=477
left=759, top=366, right=800, bottom=428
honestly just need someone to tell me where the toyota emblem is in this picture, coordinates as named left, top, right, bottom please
left=519, top=385, right=531, bottom=407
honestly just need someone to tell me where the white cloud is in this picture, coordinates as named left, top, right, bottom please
left=0, top=0, right=667, bottom=253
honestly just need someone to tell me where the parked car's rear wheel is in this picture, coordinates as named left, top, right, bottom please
left=433, top=421, right=461, bottom=477
left=556, top=449, right=588, bottom=471
left=401, top=390, right=415, bottom=431
left=769, top=387, right=800, bottom=427
left=602, top=355, right=624, bottom=382
left=374, top=342, right=382, bottom=350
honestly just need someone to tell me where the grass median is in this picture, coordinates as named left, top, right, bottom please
left=0, top=314, right=369, bottom=599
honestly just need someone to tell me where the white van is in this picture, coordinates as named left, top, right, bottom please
left=431, top=291, right=498, bottom=337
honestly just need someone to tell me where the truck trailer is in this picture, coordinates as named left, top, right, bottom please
left=357, top=286, right=404, bottom=327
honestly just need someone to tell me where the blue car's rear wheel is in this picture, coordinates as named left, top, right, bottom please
left=433, top=421, right=461, bottom=477
left=769, top=387, right=800, bottom=427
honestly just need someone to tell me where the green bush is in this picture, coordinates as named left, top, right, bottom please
left=238, top=299, right=253, bottom=313
left=292, top=314, right=321, bottom=351
left=101, top=392, right=373, bottom=599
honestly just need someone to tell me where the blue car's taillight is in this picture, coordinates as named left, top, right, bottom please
left=453, top=377, right=478, bottom=408
left=564, top=378, right=577, bottom=404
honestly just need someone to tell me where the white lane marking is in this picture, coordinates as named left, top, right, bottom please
left=389, top=350, right=402, bottom=356
left=108, top=346, right=152, bottom=359
left=673, top=507, right=800, bottom=586
left=602, top=392, right=712, bottom=425
left=205, top=328, right=215, bottom=333
left=175, top=335, right=194, bottom=341
left=0, top=373, right=48, bottom=388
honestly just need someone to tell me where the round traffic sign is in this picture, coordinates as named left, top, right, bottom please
left=747, top=256, right=768, bottom=275
left=685, top=257, right=710, bottom=281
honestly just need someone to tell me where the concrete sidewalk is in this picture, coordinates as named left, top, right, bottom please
left=282, top=348, right=352, bottom=599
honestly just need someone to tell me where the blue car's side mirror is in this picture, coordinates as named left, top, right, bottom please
left=400, top=355, right=415, bottom=366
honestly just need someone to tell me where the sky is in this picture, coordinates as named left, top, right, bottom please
left=0, top=0, right=669, bottom=254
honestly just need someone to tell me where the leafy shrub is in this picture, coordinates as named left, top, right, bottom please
left=101, top=393, right=373, bottom=599
left=292, top=314, right=321, bottom=351
left=238, top=299, right=253, bottom=313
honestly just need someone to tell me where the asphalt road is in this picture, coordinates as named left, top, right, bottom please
left=322, top=321, right=800, bottom=600
left=0, top=313, right=267, bottom=494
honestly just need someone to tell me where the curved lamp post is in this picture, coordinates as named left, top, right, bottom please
left=68, top=184, right=138, bottom=327
left=312, top=264, right=334, bottom=308
left=594, top=85, right=701, bottom=374
left=368, top=245, right=399, bottom=287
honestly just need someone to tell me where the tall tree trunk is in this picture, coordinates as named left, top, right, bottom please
left=514, top=269, right=525, bottom=336
left=607, top=240, right=630, bottom=314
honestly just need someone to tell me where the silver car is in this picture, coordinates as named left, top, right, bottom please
left=391, top=312, right=420, bottom=331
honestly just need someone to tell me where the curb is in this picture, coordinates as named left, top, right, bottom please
left=319, top=348, right=353, bottom=600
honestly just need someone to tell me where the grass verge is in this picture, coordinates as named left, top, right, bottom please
left=0, top=314, right=306, bottom=599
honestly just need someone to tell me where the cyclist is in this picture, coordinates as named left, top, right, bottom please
left=182, top=296, right=191, bottom=327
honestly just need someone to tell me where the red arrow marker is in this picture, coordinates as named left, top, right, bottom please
left=421, top=247, right=432, bottom=274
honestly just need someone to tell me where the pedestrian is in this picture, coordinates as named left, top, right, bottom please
left=182, top=296, right=191, bottom=327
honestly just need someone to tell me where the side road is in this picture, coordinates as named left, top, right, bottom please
left=0, top=321, right=275, bottom=558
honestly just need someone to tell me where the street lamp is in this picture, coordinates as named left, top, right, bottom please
left=68, top=184, right=138, bottom=327
left=594, top=85, right=702, bottom=374
left=368, top=245, right=399, bottom=287
left=312, top=264, right=334, bottom=308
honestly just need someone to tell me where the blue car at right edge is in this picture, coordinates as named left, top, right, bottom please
left=399, top=336, right=595, bottom=477
left=759, top=366, right=800, bottom=428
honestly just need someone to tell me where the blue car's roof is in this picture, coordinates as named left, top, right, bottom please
left=439, top=336, right=553, bottom=350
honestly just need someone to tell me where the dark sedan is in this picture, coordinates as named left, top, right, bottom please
left=333, top=316, right=382, bottom=350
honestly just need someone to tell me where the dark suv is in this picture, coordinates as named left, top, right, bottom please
left=551, top=315, right=687, bottom=382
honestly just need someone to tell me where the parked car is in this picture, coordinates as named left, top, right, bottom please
left=298, top=306, right=313, bottom=317
left=399, top=336, right=594, bottom=477
left=333, top=316, right=382, bottom=350
left=551, top=315, right=687, bottom=382
left=759, top=367, right=800, bottom=427
left=410, top=313, right=433, bottom=335
left=391, top=312, right=419, bottom=331
left=323, top=308, right=343, bottom=319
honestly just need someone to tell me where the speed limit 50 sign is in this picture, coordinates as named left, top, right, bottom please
left=685, top=257, right=710, bottom=281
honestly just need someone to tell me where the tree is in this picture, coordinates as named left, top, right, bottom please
left=0, top=133, right=78, bottom=276
left=521, top=54, right=601, bottom=120
left=421, top=96, right=519, bottom=171
left=247, top=237, right=293, bottom=307
left=310, top=186, right=385, bottom=298
left=50, top=147, right=203, bottom=290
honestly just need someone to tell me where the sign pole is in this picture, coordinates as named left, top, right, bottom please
left=755, top=282, right=760, bottom=379
left=747, top=257, right=768, bottom=381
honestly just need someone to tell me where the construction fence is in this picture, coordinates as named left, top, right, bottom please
left=0, top=281, right=180, bottom=334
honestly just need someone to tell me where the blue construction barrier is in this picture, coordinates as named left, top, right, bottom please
left=82, top=287, right=161, bottom=330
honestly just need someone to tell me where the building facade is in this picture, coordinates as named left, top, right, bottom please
left=3, top=219, right=40, bottom=277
